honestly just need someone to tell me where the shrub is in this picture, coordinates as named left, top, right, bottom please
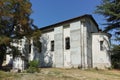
left=26, top=60, right=40, bottom=73
left=107, top=67, right=112, bottom=70
left=29, top=60, right=39, bottom=68
left=78, top=65, right=82, bottom=69
left=94, top=67, right=99, bottom=70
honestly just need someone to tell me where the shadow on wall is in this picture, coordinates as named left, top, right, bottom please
left=40, top=34, right=53, bottom=67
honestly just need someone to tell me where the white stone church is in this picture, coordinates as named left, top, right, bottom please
left=6, top=14, right=111, bottom=71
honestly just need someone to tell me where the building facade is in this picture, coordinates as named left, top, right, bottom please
left=6, top=14, right=111, bottom=70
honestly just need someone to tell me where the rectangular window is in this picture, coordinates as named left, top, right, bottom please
left=100, top=41, right=103, bottom=51
left=51, top=40, right=54, bottom=51
left=63, top=24, right=70, bottom=28
left=65, top=37, right=70, bottom=50
left=29, top=44, right=31, bottom=53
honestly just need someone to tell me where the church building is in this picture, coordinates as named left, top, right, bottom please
left=6, top=14, right=111, bottom=70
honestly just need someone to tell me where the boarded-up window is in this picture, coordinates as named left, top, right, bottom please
left=51, top=40, right=54, bottom=51
left=65, top=37, right=70, bottom=49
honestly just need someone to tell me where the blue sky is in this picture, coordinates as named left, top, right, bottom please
left=30, top=0, right=106, bottom=30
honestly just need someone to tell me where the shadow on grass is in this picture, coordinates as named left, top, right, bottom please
left=0, top=64, right=12, bottom=72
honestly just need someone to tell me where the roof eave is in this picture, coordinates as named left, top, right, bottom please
left=40, top=14, right=99, bottom=31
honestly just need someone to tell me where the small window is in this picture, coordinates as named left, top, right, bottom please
left=100, top=41, right=103, bottom=51
left=63, top=24, right=70, bottom=28
left=51, top=40, right=54, bottom=51
left=65, top=37, right=70, bottom=50
left=29, top=44, right=31, bottom=53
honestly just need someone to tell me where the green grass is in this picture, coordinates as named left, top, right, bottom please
left=85, top=69, right=120, bottom=77
left=0, top=71, right=20, bottom=80
left=0, top=68, right=120, bottom=80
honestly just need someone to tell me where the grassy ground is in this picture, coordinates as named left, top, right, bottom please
left=0, top=68, right=120, bottom=80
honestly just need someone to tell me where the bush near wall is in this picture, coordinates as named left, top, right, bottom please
left=26, top=60, right=40, bottom=73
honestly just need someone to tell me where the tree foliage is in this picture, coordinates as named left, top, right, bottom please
left=111, top=45, right=120, bottom=69
left=95, top=0, right=120, bottom=34
left=0, top=0, right=41, bottom=68
left=95, top=0, right=120, bottom=44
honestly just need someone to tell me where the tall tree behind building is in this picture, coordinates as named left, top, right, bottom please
left=95, top=0, right=120, bottom=41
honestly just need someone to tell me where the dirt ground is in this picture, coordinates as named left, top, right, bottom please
left=0, top=68, right=120, bottom=80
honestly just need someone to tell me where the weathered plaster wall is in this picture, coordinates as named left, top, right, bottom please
left=6, top=54, right=13, bottom=65
left=13, top=57, right=25, bottom=71
left=40, top=31, right=54, bottom=67
left=92, top=33, right=111, bottom=69
left=85, top=19, right=98, bottom=68
left=10, top=37, right=29, bottom=71
left=63, top=26, right=71, bottom=68
left=54, top=26, right=64, bottom=67
left=70, top=21, right=81, bottom=68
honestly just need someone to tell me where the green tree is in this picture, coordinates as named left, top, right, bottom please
left=0, top=0, right=12, bottom=68
left=0, top=0, right=41, bottom=69
left=95, top=0, right=120, bottom=34
left=111, top=45, right=120, bottom=69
